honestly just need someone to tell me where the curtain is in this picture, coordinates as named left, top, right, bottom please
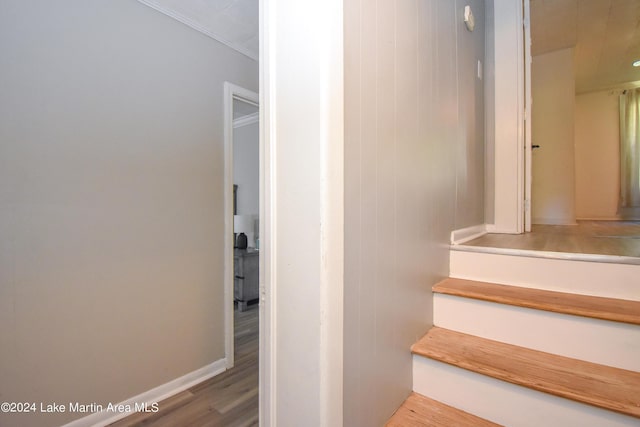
left=619, top=88, right=640, bottom=207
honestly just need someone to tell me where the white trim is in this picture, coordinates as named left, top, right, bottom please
left=489, top=222, right=520, bottom=235
left=491, top=1, right=526, bottom=234
left=531, top=217, right=578, bottom=226
left=523, top=0, right=532, bottom=232
left=224, top=82, right=259, bottom=372
left=233, top=112, right=260, bottom=128
left=318, top=1, right=344, bottom=423
left=136, top=0, right=258, bottom=61
left=451, top=244, right=640, bottom=266
left=577, top=80, right=640, bottom=95
left=224, top=82, right=234, bottom=371
left=450, top=224, right=487, bottom=245
left=260, top=0, right=344, bottom=424
left=515, top=0, right=526, bottom=234
left=575, top=216, right=624, bottom=221
left=259, top=0, right=276, bottom=424
left=61, top=359, right=227, bottom=427
left=484, top=223, right=517, bottom=234
left=485, top=223, right=498, bottom=233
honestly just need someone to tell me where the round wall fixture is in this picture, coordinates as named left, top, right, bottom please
left=464, top=5, right=475, bottom=32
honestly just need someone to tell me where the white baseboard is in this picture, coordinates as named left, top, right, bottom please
left=450, top=224, right=487, bottom=245
left=62, top=358, right=228, bottom=427
left=484, top=224, right=520, bottom=234
left=575, top=216, right=623, bottom=221
left=532, top=217, right=578, bottom=225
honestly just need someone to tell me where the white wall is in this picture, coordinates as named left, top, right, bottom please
left=575, top=90, right=621, bottom=219
left=531, top=48, right=576, bottom=225
left=484, top=0, right=496, bottom=224
left=489, top=0, right=525, bottom=233
left=261, top=0, right=344, bottom=425
left=233, top=121, right=260, bottom=216
left=343, top=0, right=486, bottom=425
left=0, top=1, right=257, bottom=426
left=456, top=0, right=486, bottom=229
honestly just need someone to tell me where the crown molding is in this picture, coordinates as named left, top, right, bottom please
left=577, top=80, right=640, bottom=95
left=233, top=112, right=259, bottom=128
left=137, top=0, right=258, bottom=62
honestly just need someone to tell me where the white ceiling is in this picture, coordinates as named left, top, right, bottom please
left=233, top=99, right=259, bottom=127
left=137, top=0, right=640, bottom=93
left=531, top=0, right=640, bottom=93
left=234, top=98, right=258, bottom=118
left=137, top=0, right=258, bottom=60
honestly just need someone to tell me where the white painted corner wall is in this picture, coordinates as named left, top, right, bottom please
left=486, top=0, right=525, bottom=234
left=260, top=0, right=344, bottom=425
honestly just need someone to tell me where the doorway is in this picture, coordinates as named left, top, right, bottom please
left=528, top=0, right=640, bottom=226
left=470, top=0, right=640, bottom=259
left=224, top=82, right=259, bottom=370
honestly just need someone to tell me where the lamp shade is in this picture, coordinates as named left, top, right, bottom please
left=234, top=215, right=254, bottom=234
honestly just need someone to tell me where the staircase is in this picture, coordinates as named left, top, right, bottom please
left=386, top=247, right=640, bottom=426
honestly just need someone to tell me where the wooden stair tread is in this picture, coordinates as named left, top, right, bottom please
left=412, top=327, right=640, bottom=418
left=386, top=392, right=502, bottom=427
left=433, top=278, right=640, bottom=325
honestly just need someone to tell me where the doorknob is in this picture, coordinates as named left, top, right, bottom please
left=532, top=145, right=541, bottom=149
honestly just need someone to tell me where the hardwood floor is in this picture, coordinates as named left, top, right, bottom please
left=464, top=220, right=640, bottom=258
left=109, top=304, right=258, bottom=427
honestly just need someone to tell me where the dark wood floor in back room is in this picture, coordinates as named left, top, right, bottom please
left=109, top=304, right=259, bottom=427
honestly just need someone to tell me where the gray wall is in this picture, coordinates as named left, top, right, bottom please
left=233, top=121, right=260, bottom=216
left=455, top=1, right=486, bottom=229
left=343, top=0, right=486, bottom=425
left=0, top=1, right=257, bottom=426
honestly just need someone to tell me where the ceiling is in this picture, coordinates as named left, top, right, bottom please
left=137, top=0, right=640, bottom=93
left=137, top=0, right=258, bottom=60
left=234, top=98, right=258, bottom=118
left=233, top=98, right=259, bottom=127
left=531, top=0, right=640, bottom=93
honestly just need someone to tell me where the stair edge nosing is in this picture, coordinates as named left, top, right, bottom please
left=432, top=278, right=640, bottom=325
left=412, top=327, right=640, bottom=419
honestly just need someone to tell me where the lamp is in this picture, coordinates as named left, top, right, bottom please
left=234, top=215, right=255, bottom=249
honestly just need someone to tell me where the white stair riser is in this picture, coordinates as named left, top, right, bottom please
left=434, top=294, right=640, bottom=372
left=413, top=356, right=639, bottom=427
left=450, top=251, right=640, bottom=301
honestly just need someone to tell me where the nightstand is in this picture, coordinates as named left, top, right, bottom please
left=234, top=248, right=259, bottom=311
